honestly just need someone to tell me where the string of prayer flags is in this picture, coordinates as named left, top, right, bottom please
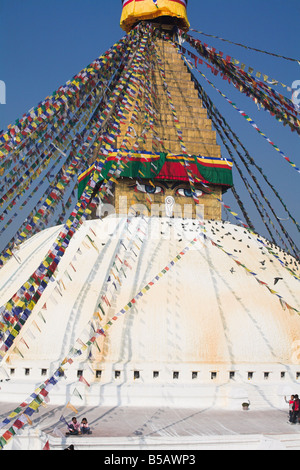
left=190, top=71, right=299, bottom=256
left=0, top=26, right=157, bottom=356
left=181, top=34, right=300, bottom=135
left=187, top=31, right=295, bottom=92
left=184, top=56, right=300, bottom=175
left=188, top=28, right=300, bottom=63
left=0, top=24, right=150, bottom=267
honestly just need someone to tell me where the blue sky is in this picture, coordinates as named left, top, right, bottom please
left=0, top=0, right=299, bottom=251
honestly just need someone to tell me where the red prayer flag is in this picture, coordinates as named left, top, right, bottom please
left=79, top=375, right=90, bottom=387
left=43, top=440, right=50, bottom=450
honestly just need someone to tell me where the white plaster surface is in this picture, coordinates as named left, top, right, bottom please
left=0, top=216, right=300, bottom=449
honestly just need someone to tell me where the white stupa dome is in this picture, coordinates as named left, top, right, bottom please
left=1, top=215, right=300, bottom=409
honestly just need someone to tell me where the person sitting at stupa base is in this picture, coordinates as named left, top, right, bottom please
left=80, top=418, right=92, bottom=435
left=66, top=417, right=81, bottom=436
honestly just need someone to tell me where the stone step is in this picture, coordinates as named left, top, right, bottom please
left=142, top=86, right=199, bottom=101
left=154, top=63, right=192, bottom=79
left=152, top=78, right=197, bottom=89
left=158, top=116, right=212, bottom=129
left=138, top=110, right=209, bottom=126
left=137, top=83, right=199, bottom=99
left=135, top=99, right=208, bottom=117
left=119, top=133, right=217, bottom=149
left=155, top=42, right=190, bottom=63
left=152, top=80, right=195, bottom=92
left=157, top=104, right=207, bottom=116
left=142, top=96, right=201, bottom=112
left=152, top=84, right=199, bottom=99
left=154, top=56, right=187, bottom=70
left=154, top=62, right=189, bottom=72
left=132, top=113, right=211, bottom=133
left=152, top=96, right=202, bottom=109
left=161, top=140, right=221, bottom=156
left=152, top=70, right=194, bottom=83
left=153, top=44, right=183, bottom=54
left=125, top=139, right=221, bottom=157
left=154, top=64, right=190, bottom=77
left=166, top=128, right=216, bottom=142
left=154, top=133, right=219, bottom=146
left=115, top=135, right=221, bottom=156
left=152, top=59, right=191, bottom=70
left=119, top=126, right=217, bottom=142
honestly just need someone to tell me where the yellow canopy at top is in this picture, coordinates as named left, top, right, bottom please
left=120, top=0, right=190, bottom=33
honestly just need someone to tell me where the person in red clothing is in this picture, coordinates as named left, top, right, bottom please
left=285, top=395, right=295, bottom=423
left=292, top=394, right=300, bottom=424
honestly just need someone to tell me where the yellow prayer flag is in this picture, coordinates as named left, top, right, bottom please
left=66, top=402, right=78, bottom=414
left=268, top=288, right=277, bottom=295
left=29, top=400, right=41, bottom=411
left=11, top=329, right=18, bottom=338
left=25, top=414, right=32, bottom=425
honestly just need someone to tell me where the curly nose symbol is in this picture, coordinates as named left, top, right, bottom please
left=165, top=196, right=175, bottom=217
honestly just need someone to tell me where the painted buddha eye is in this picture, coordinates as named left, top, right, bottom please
left=176, top=188, right=203, bottom=198
left=136, top=183, right=163, bottom=195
